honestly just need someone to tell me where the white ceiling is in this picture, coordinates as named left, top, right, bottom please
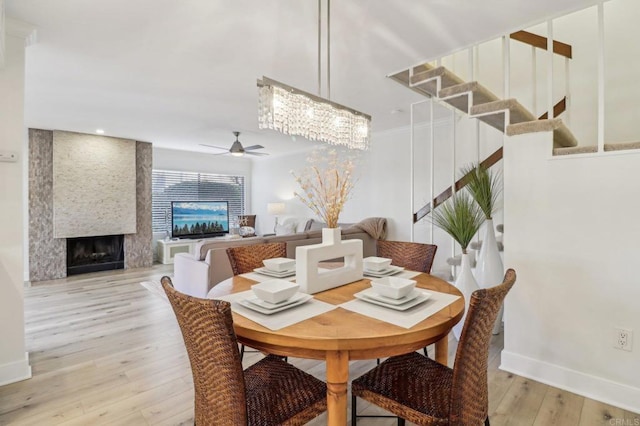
left=6, top=0, right=596, bottom=158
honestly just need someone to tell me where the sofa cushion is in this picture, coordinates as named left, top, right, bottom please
left=275, top=222, right=296, bottom=236
left=279, top=216, right=314, bottom=233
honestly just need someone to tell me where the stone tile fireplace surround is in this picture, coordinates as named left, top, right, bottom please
left=28, top=129, right=153, bottom=282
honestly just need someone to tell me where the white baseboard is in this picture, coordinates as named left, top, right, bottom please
left=501, top=350, right=640, bottom=413
left=0, top=352, right=32, bottom=387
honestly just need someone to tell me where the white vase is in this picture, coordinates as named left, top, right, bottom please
left=296, top=228, right=364, bottom=294
left=474, top=219, right=505, bottom=334
left=322, top=227, right=341, bottom=245
left=452, top=252, right=480, bottom=341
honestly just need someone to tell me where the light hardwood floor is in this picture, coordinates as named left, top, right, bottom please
left=0, top=264, right=637, bottom=425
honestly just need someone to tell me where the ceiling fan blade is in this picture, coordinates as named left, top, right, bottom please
left=242, top=145, right=265, bottom=151
left=199, top=144, right=229, bottom=151
left=245, top=151, right=269, bottom=156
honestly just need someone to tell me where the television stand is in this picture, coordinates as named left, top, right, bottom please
left=157, top=239, right=197, bottom=264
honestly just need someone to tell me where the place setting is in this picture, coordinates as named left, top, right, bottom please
left=240, top=257, right=298, bottom=282
left=215, top=279, right=336, bottom=331
left=340, top=275, right=461, bottom=329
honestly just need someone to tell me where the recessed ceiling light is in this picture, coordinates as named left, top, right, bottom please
left=96, top=129, right=105, bottom=134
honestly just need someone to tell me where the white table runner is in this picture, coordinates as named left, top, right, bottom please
left=213, top=290, right=337, bottom=331
left=339, top=289, right=461, bottom=329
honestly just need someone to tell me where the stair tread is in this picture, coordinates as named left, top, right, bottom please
left=469, top=240, right=504, bottom=251
left=506, top=118, right=578, bottom=148
left=553, top=141, right=640, bottom=156
left=438, top=81, right=500, bottom=114
left=470, top=99, right=537, bottom=131
left=409, top=65, right=465, bottom=97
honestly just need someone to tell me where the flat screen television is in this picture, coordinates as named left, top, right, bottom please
left=171, top=201, right=229, bottom=239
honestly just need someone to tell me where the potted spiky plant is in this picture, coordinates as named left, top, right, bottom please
left=430, top=191, right=484, bottom=340
left=461, top=163, right=504, bottom=334
left=460, top=164, right=504, bottom=286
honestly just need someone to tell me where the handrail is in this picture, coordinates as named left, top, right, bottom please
left=413, top=147, right=503, bottom=223
left=538, top=96, right=567, bottom=120
left=510, top=30, right=572, bottom=59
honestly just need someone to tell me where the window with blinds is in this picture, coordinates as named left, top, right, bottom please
left=152, top=170, right=246, bottom=234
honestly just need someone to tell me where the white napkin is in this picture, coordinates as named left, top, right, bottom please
left=339, top=289, right=460, bottom=329
left=212, top=289, right=337, bottom=331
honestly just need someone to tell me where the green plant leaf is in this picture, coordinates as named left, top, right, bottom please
left=460, top=163, right=502, bottom=219
left=429, top=191, right=484, bottom=252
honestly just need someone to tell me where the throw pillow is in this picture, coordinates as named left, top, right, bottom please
left=275, top=223, right=296, bottom=236
left=237, top=215, right=256, bottom=228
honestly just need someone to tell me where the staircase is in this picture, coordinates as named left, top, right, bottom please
left=390, top=30, right=640, bottom=277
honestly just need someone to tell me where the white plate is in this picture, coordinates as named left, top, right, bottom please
left=238, top=294, right=313, bottom=315
left=354, top=290, right=430, bottom=311
left=253, top=266, right=296, bottom=278
left=363, top=265, right=404, bottom=278
left=359, top=288, right=423, bottom=306
left=245, top=292, right=309, bottom=310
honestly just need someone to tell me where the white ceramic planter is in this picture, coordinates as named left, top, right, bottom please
left=295, top=228, right=363, bottom=294
left=474, top=219, right=505, bottom=334
left=452, top=252, right=480, bottom=340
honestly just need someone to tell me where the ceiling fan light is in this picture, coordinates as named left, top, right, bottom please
left=231, top=152, right=244, bottom=157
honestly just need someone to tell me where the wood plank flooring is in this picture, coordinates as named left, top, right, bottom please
left=0, top=264, right=637, bottom=425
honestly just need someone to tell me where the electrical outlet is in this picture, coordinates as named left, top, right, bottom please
left=0, top=151, right=19, bottom=163
left=614, top=328, right=633, bottom=351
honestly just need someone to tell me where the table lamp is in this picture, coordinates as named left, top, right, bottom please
left=267, top=202, right=286, bottom=232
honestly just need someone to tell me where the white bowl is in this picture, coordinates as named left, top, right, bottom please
left=262, top=257, right=296, bottom=272
left=370, top=277, right=416, bottom=299
left=251, top=280, right=299, bottom=304
left=363, top=256, right=392, bottom=272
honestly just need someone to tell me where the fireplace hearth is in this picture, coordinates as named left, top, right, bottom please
left=67, top=234, right=125, bottom=275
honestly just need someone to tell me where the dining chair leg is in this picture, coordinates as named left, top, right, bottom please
left=240, top=344, right=246, bottom=361
left=423, top=346, right=428, bottom=357
left=485, top=417, right=490, bottom=426
left=351, top=395, right=357, bottom=424
left=376, top=358, right=380, bottom=365
left=397, top=417, right=406, bottom=426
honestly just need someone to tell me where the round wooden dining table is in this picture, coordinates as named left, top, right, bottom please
left=207, top=273, right=464, bottom=426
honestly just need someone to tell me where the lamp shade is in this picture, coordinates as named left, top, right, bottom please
left=267, top=202, right=286, bottom=215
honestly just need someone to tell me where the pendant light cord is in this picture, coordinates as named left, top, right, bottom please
left=317, top=0, right=331, bottom=99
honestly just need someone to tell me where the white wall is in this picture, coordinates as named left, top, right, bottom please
left=502, top=131, right=640, bottom=412
left=0, top=32, right=31, bottom=386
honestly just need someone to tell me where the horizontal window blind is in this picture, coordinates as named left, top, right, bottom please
left=152, top=170, right=245, bottom=234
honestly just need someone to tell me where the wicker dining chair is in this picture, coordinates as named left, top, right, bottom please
left=227, top=242, right=287, bottom=275
left=376, top=240, right=438, bottom=274
left=161, top=276, right=327, bottom=426
left=375, top=240, right=438, bottom=360
left=226, top=242, right=288, bottom=359
left=351, top=269, right=517, bottom=426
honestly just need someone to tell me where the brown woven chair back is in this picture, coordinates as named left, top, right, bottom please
left=227, top=242, right=287, bottom=275
left=160, top=277, right=248, bottom=425
left=449, top=269, right=517, bottom=425
left=376, top=240, right=438, bottom=273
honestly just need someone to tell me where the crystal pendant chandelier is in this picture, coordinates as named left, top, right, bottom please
left=257, top=0, right=371, bottom=150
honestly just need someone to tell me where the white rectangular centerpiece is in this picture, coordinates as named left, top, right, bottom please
left=295, top=228, right=364, bottom=294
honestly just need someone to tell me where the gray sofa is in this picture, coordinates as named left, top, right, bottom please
left=172, top=220, right=386, bottom=297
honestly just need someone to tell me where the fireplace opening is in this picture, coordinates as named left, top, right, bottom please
left=67, top=234, right=125, bottom=275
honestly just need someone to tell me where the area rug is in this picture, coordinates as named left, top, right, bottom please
left=140, top=280, right=169, bottom=304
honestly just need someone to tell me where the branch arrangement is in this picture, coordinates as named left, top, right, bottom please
left=291, top=146, right=359, bottom=229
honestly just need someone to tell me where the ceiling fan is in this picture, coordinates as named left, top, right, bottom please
left=200, top=131, right=268, bottom=157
